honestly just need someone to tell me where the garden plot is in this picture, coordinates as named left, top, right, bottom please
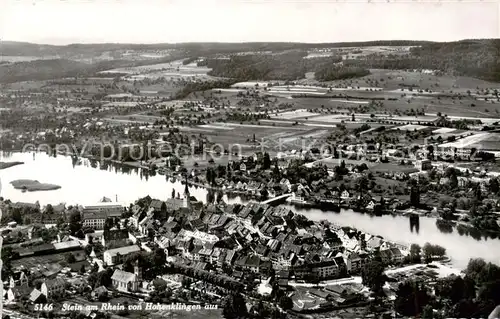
left=439, top=133, right=492, bottom=149
left=433, top=128, right=457, bottom=134
left=198, top=124, right=235, bottom=130
left=391, top=124, right=428, bottom=131
left=99, top=60, right=212, bottom=79
left=232, top=82, right=269, bottom=88
left=305, top=114, right=349, bottom=123
left=332, top=99, right=370, bottom=104
left=269, top=90, right=326, bottom=95
left=271, top=109, right=320, bottom=120
left=277, top=130, right=330, bottom=145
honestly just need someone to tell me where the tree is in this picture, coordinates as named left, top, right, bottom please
left=422, top=243, right=446, bottom=263
left=279, top=295, right=293, bottom=310
left=394, top=280, right=431, bottom=317
left=474, top=184, right=482, bottom=202
left=263, top=152, right=271, bottom=170
left=45, top=204, right=54, bottom=214
left=355, top=175, right=369, bottom=197
left=489, top=178, right=499, bottom=194
left=435, top=274, right=471, bottom=303
left=361, top=261, right=386, bottom=294
left=69, top=210, right=82, bottom=237
left=222, top=292, right=248, bottom=319
left=409, top=244, right=421, bottom=263
left=410, top=186, right=420, bottom=207
left=450, top=174, right=458, bottom=189
left=422, top=304, right=434, bottom=319
left=11, top=208, right=22, bottom=224
left=423, top=243, right=433, bottom=262
left=79, top=264, right=86, bottom=275
left=273, top=161, right=280, bottom=178
left=66, top=253, right=76, bottom=264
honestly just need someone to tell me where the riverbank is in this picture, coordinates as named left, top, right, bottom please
left=0, top=161, right=24, bottom=170
left=10, top=179, right=61, bottom=192
left=2, top=150, right=500, bottom=270
left=288, top=261, right=462, bottom=288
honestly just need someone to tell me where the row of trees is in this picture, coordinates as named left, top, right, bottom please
left=315, top=65, right=370, bottom=81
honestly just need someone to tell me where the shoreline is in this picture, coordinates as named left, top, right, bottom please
left=1, top=150, right=499, bottom=270
left=0, top=161, right=24, bottom=170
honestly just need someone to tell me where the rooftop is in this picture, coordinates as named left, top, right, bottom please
left=104, top=245, right=141, bottom=257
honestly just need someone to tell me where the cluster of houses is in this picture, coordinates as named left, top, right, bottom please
left=2, top=183, right=411, bottom=315
left=151, top=201, right=408, bottom=285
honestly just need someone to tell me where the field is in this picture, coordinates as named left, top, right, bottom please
left=270, top=109, right=320, bottom=120
left=182, top=122, right=330, bottom=154
left=391, top=124, right=428, bottom=131
left=438, top=132, right=500, bottom=151
left=99, top=60, right=213, bottom=81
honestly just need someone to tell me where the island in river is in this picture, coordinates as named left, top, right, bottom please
left=0, top=161, right=24, bottom=170
left=10, top=179, right=61, bottom=192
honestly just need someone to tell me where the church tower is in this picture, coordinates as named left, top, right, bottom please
left=183, top=176, right=190, bottom=209
left=134, top=259, right=142, bottom=281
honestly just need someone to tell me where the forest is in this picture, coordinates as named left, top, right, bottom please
left=203, top=51, right=347, bottom=81
left=346, top=40, right=500, bottom=81
left=202, top=40, right=500, bottom=82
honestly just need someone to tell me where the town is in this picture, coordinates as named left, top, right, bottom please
left=2, top=37, right=500, bottom=319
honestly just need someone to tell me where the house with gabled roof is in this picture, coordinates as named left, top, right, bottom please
left=225, top=249, right=237, bottom=265
left=7, top=285, right=32, bottom=302
left=41, top=278, right=66, bottom=299
left=111, top=269, right=139, bottom=292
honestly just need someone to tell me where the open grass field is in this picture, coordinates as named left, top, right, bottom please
left=187, top=121, right=331, bottom=153
left=438, top=132, right=500, bottom=151
left=270, top=109, right=320, bottom=120
left=99, top=60, right=213, bottom=82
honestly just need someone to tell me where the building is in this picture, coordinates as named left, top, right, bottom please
left=41, top=278, right=66, bottom=299
left=81, top=203, right=124, bottom=229
left=343, top=252, right=364, bottom=274
left=102, top=228, right=129, bottom=248
left=9, top=271, right=29, bottom=288
left=82, top=203, right=124, bottom=216
left=103, top=245, right=141, bottom=265
left=7, top=286, right=31, bottom=302
left=293, top=258, right=342, bottom=280
left=111, top=268, right=139, bottom=292
left=415, top=159, right=432, bottom=171
left=85, top=230, right=104, bottom=245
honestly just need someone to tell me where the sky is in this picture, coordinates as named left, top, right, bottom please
left=0, top=0, right=498, bottom=45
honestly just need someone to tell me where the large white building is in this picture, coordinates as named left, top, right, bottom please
left=81, top=203, right=125, bottom=229
left=103, top=245, right=141, bottom=266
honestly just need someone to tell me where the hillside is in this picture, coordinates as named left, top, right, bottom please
left=204, top=40, right=500, bottom=83
left=0, top=59, right=90, bottom=82
left=1, top=39, right=500, bottom=83
left=1, top=40, right=431, bottom=57
left=0, top=54, right=187, bottom=83
left=344, top=40, right=500, bottom=82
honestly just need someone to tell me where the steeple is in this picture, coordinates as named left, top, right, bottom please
left=183, top=175, right=190, bottom=209
left=184, top=175, right=190, bottom=196
left=134, top=259, right=142, bottom=281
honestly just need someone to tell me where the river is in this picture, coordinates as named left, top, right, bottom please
left=1, top=151, right=499, bottom=269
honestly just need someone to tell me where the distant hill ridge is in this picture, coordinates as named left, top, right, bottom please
left=1, top=39, right=500, bottom=83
